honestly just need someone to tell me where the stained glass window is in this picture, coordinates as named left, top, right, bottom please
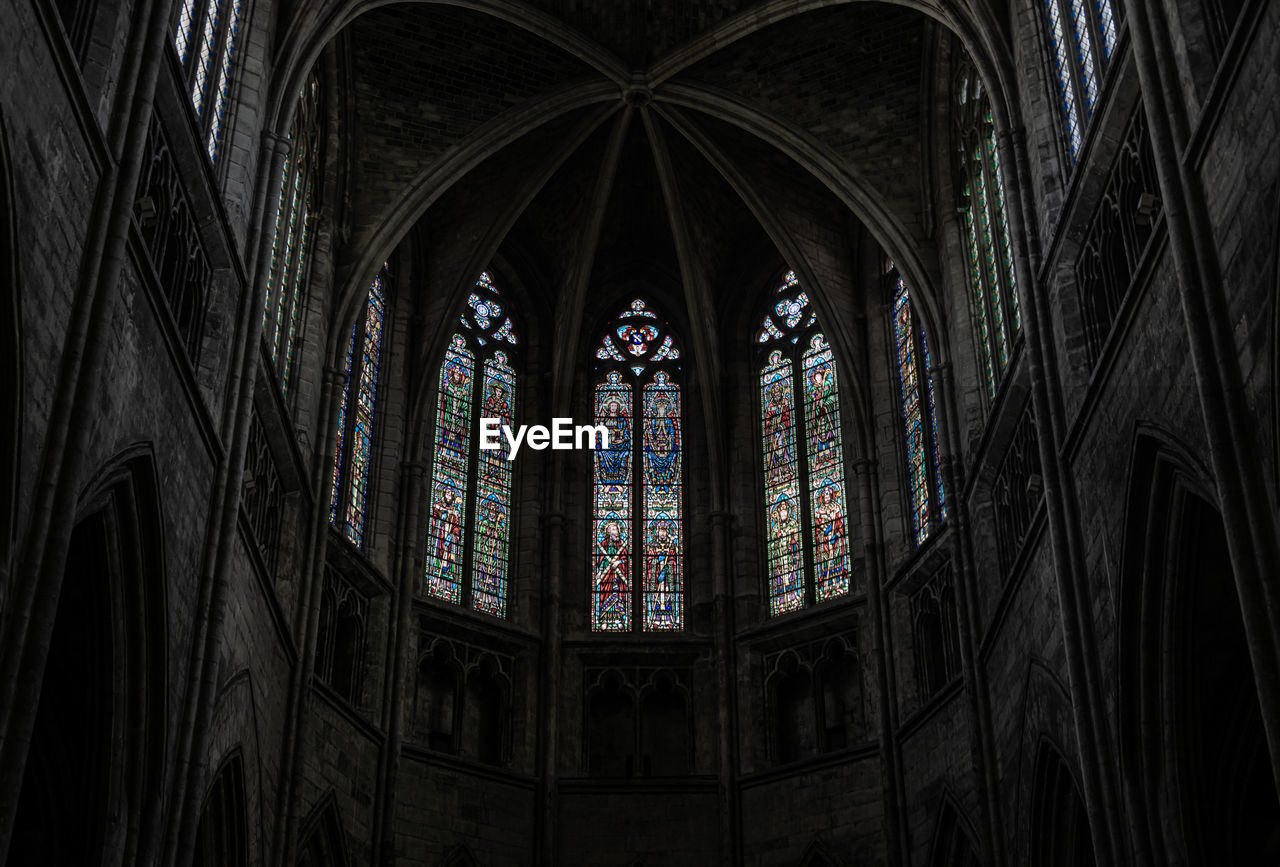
left=591, top=299, right=683, bottom=632
left=954, top=55, right=1022, bottom=401
left=422, top=273, right=519, bottom=617
left=262, top=73, right=322, bottom=397
left=1040, top=0, right=1119, bottom=163
left=756, top=271, right=853, bottom=615
left=891, top=269, right=946, bottom=547
left=173, top=0, right=245, bottom=164
left=330, top=267, right=389, bottom=547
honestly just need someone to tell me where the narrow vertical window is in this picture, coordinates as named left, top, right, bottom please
left=954, top=58, right=1022, bottom=400
left=330, top=268, right=388, bottom=548
left=1040, top=0, right=1120, bottom=163
left=756, top=271, right=853, bottom=615
left=263, top=74, right=322, bottom=397
left=892, top=270, right=945, bottom=546
left=422, top=273, right=520, bottom=617
left=591, top=299, right=683, bottom=632
left=172, top=0, right=245, bottom=164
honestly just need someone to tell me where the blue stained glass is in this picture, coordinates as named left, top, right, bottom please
left=1067, top=0, right=1100, bottom=114
left=344, top=274, right=385, bottom=546
left=424, top=335, right=474, bottom=604
left=1045, top=0, right=1084, bottom=161
left=593, top=371, right=633, bottom=631
left=205, top=0, right=243, bottom=163
left=189, top=0, right=223, bottom=118
left=470, top=352, right=516, bottom=616
left=802, top=334, right=850, bottom=601
left=1096, top=0, right=1117, bottom=59
left=894, top=278, right=930, bottom=545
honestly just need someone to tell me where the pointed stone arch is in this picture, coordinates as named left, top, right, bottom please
left=297, top=793, right=352, bottom=867
left=10, top=447, right=168, bottom=864
left=1118, top=429, right=1280, bottom=864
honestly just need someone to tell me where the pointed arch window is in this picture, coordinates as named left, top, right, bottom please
left=954, top=57, right=1021, bottom=400
left=1041, top=0, right=1119, bottom=162
left=172, top=0, right=246, bottom=163
left=755, top=271, right=853, bottom=616
left=262, top=73, right=322, bottom=396
left=591, top=299, right=684, bottom=632
left=330, top=267, right=388, bottom=548
left=423, top=273, right=519, bottom=618
left=890, top=267, right=946, bottom=546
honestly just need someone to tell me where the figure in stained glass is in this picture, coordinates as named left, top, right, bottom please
left=594, top=519, right=631, bottom=629
left=591, top=299, right=683, bottom=631
left=422, top=272, right=519, bottom=616
left=756, top=272, right=854, bottom=614
left=768, top=495, right=804, bottom=612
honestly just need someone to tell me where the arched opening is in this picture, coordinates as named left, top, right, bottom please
left=587, top=670, right=636, bottom=778
left=193, top=752, right=248, bottom=867
left=638, top=671, right=690, bottom=776
left=1169, top=491, right=1280, bottom=862
left=815, top=639, right=863, bottom=752
left=9, top=513, right=114, bottom=864
left=297, top=797, right=350, bottom=867
left=1029, top=740, right=1095, bottom=867
left=928, top=798, right=982, bottom=867
left=462, top=655, right=509, bottom=767
left=8, top=455, right=167, bottom=864
left=769, top=652, right=815, bottom=765
left=1121, top=439, right=1280, bottom=863
left=415, top=641, right=461, bottom=754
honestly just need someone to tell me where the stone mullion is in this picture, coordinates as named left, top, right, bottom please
left=998, top=123, right=1125, bottom=865
left=372, top=459, right=426, bottom=865
left=536, top=510, right=565, bottom=865
left=272, top=360, right=345, bottom=866
left=932, top=360, right=1008, bottom=867
left=708, top=509, right=739, bottom=865
left=1126, top=0, right=1280, bottom=791
left=852, top=458, right=906, bottom=866
left=0, top=0, right=181, bottom=853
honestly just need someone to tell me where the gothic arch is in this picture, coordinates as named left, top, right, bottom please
left=1118, top=431, right=1280, bottom=864
left=926, top=792, right=982, bottom=867
left=297, top=793, right=352, bottom=867
left=193, top=750, right=249, bottom=867
left=10, top=447, right=168, bottom=865
left=204, top=668, right=268, bottom=863
left=1011, top=657, right=1089, bottom=865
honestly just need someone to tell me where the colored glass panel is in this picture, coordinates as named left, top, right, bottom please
left=761, top=350, right=804, bottom=614
left=963, top=185, right=997, bottom=400
left=642, top=372, right=682, bottom=630
left=1045, top=0, right=1084, bottom=161
left=802, top=334, right=850, bottom=602
left=424, top=335, right=474, bottom=604
left=1096, top=0, right=1117, bottom=59
left=329, top=324, right=357, bottom=527
left=894, top=279, right=930, bottom=545
left=174, top=0, right=199, bottom=64
left=973, top=142, right=1009, bottom=368
left=921, top=326, right=946, bottom=520
left=344, top=275, right=385, bottom=546
left=189, top=0, right=222, bottom=118
left=205, top=0, right=242, bottom=163
left=985, top=115, right=1021, bottom=332
left=592, top=371, right=633, bottom=631
left=1067, top=0, right=1100, bottom=114
left=470, top=352, right=516, bottom=617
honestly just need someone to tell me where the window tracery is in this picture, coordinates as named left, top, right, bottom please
left=591, top=298, right=683, bottom=632
left=263, top=73, right=322, bottom=397
left=330, top=268, right=388, bottom=548
left=890, top=268, right=946, bottom=546
left=755, top=271, right=852, bottom=616
left=954, top=56, right=1021, bottom=400
left=1041, top=0, right=1119, bottom=162
left=172, top=0, right=245, bottom=163
left=423, top=272, right=519, bottom=617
